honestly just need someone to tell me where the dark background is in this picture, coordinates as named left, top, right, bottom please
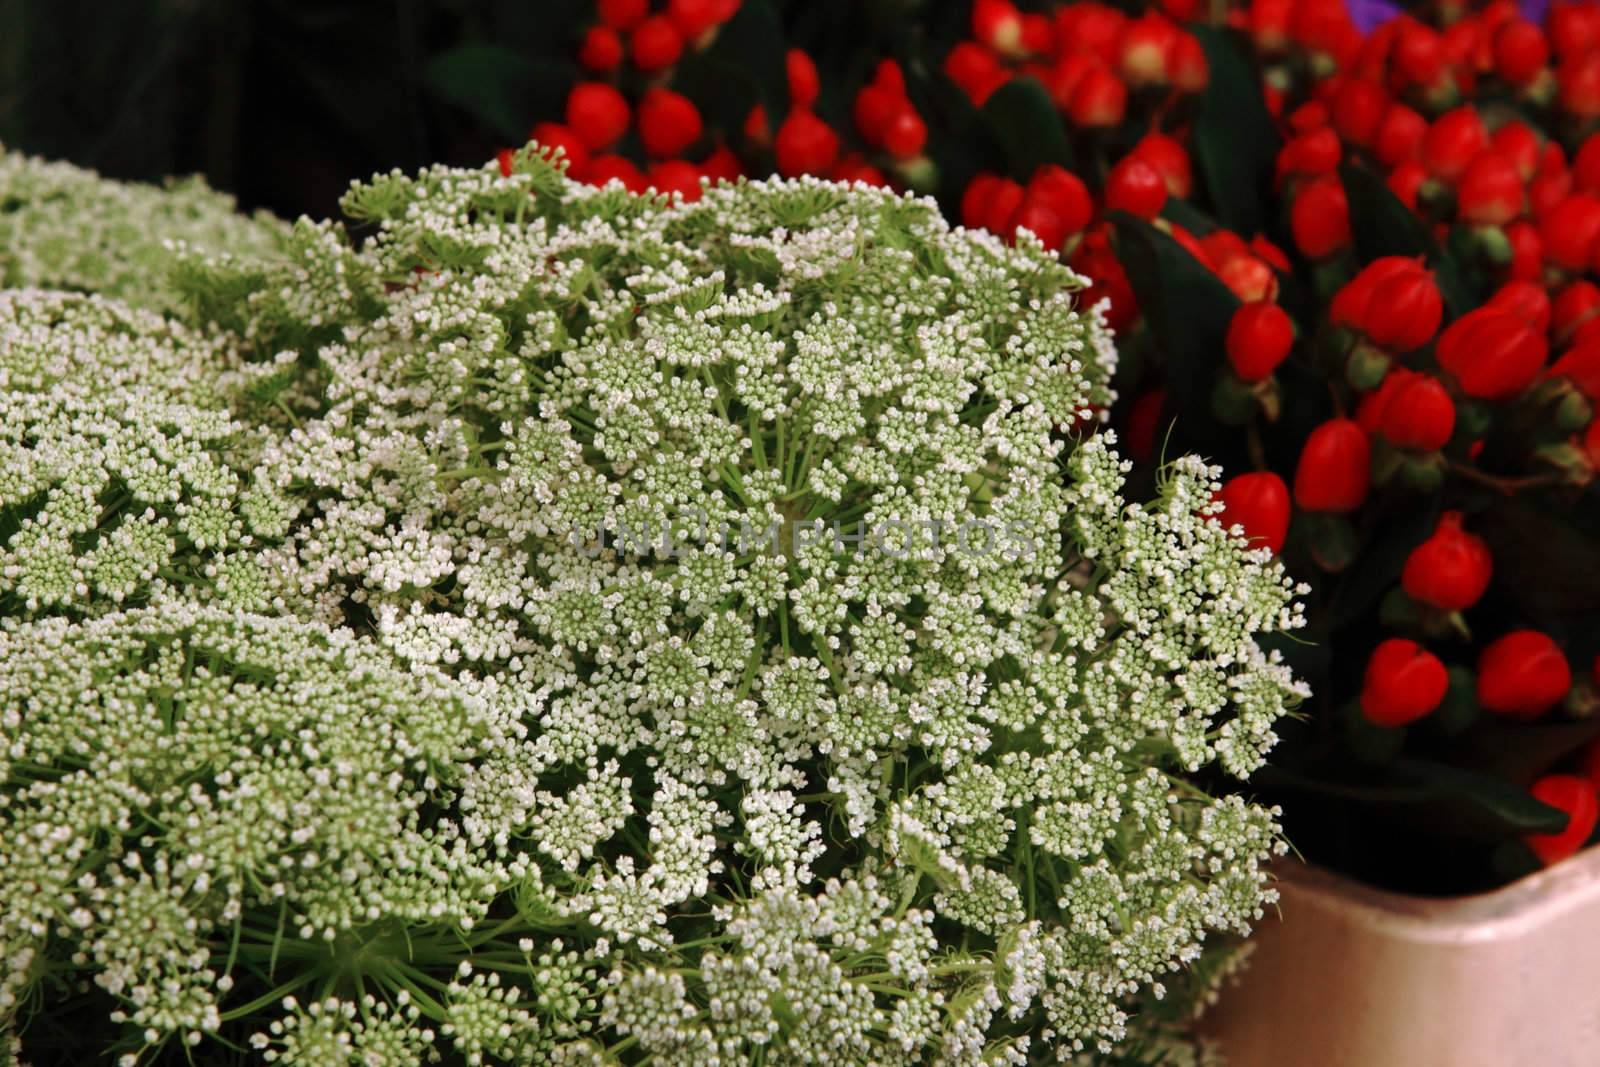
left=0, top=0, right=594, bottom=220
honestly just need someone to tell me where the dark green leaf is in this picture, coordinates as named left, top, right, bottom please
left=1329, top=496, right=1440, bottom=627
left=423, top=44, right=567, bottom=144
left=1476, top=497, right=1600, bottom=622
left=1191, top=26, right=1279, bottom=238
left=978, top=77, right=1073, bottom=179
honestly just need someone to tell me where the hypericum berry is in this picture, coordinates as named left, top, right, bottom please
left=1423, top=107, right=1490, bottom=182
left=786, top=49, right=820, bottom=109
left=1493, top=19, right=1549, bottom=84
left=597, top=0, right=648, bottom=31
left=1491, top=121, right=1543, bottom=181
left=944, top=41, right=1008, bottom=106
left=1554, top=280, right=1600, bottom=342
left=1402, top=511, right=1493, bottom=611
left=1378, top=373, right=1455, bottom=451
left=1373, top=103, right=1427, bottom=167
left=1436, top=306, right=1548, bottom=400
left=566, top=82, right=631, bottom=150
left=1219, top=253, right=1279, bottom=304
left=631, top=15, right=684, bottom=71
left=1276, top=127, right=1342, bottom=181
left=647, top=159, right=704, bottom=201
left=1540, top=194, right=1600, bottom=271
left=1393, top=17, right=1446, bottom=87
left=1294, top=418, right=1371, bottom=513
left=972, top=0, right=1025, bottom=54
left=774, top=109, right=839, bottom=176
left=1169, top=31, right=1210, bottom=92
left=1478, top=630, right=1572, bottom=719
left=1020, top=11, right=1055, bottom=54
left=1291, top=175, right=1350, bottom=258
left=1456, top=151, right=1524, bottom=225
left=829, top=154, right=888, bottom=188
left=666, top=0, right=722, bottom=40
left=1552, top=1, right=1600, bottom=58
left=1226, top=301, right=1294, bottom=382
left=1216, top=471, right=1292, bottom=553
left=1026, top=164, right=1092, bottom=236
left=1105, top=154, right=1167, bottom=219
left=1387, top=160, right=1428, bottom=212
left=1331, top=78, right=1388, bottom=147
left=1121, top=12, right=1179, bottom=85
left=529, top=122, right=592, bottom=180
left=1135, top=132, right=1192, bottom=198
left=698, top=144, right=743, bottom=185
left=1353, top=258, right=1443, bottom=352
left=1505, top=221, right=1545, bottom=281
left=1488, top=279, right=1552, bottom=333
left=1525, top=775, right=1599, bottom=866
left=585, top=153, right=648, bottom=193
left=1068, top=67, right=1128, bottom=127
left=495, top=147, right=515, bottom=178
left=638, top=88, right=703, bottom=158
left=1360, top=638, right=1449, bottom=727
left=579, top=24, right=624, bottom=71
left=981, top=177, right=1027, bottom=234
left=1559, top=54, right=1600, bottom=119
left=881, top=103, right=928, bottom=159
left=1574, top=134, right=1600, bottom=194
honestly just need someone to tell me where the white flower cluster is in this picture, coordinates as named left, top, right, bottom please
left=0, top=147, right=285, bottom=310
left=0, top=149, right=1306, bottom=1064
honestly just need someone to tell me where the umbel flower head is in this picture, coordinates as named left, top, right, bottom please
left=2, top=149, right=1307, bottom=1064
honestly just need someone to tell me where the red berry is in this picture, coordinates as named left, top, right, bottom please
left=647, top=159, right=704, bottom=202
left=638, top=88, right=703, bottom=159
left=495, top=148, right=516, bottom=178
left=565, top=82, right=631, bottom=151
left=1226, top=301, right=1294, bottom=382
left=1219, top=254, right=1279, bottom=304
left=774, top=110, right=838, bottom=176
left=1530, top=167, right=1574, bottom=220
left=1366, top=262, right=1443, bottom=352
left=786, top=49, right=820, bottom=109
left=1403, top=511, right=1493, bottom=612
left=1276, top=127, right=1342, bottom=181
left=1121, top=12, right=1179, bottom=85
left=829, top=156, right=889, bottom=188
left=1294, top=418, right=1371, bottom=513
left=1436, top=306, right=1547, bottom=400
left=1332, top=257, right=1414, bottom=331
left=1169, top=32, right=1210, bottom=93
left=1504, top=221, right=1544, bottom=280
left=853, top=85, right=899, bottom=146
left=1135, top=133, right=1193, bottom=199
left=1423, top=108, right=1490, bottom=183
left=1478, top=631, right=1572, bottom=718
left=1554, top=280, right=1600, bottom=342
left=1541, top=194, right=1600, bottom=270
left=1009, top=198, right=1069, bottom=253
left=597, top=0, right=648, bottom=32
left=962, top=175, right=1003, bottom=231
left=1290, top=175, right=1350, bottom=259
left=1457, top=151, right=1525, bottom=226
left=529, top=121, right=592, bottom=180
left=1373, top=104, right=1427, bottom=167
left=631, top=15, right=684, bottom=71
left=1026, top=164, right=1093, bottom=236
left=1574, top=134, right=1600, bottom=194
left=1493, top=19, right=1549, bottom=84
left=1058, top=3, right=1128, bottom=66
left=1548, top=339, right=1600, bottom=399
left=1393, top=18, right=1446, bottom=87
left=980, top=178, right=1026, bottom=235
left=1331, top=78, right=1388, bottom=147
left=1551, top=1, right=1600, bottom=58
left=881, top=103, right=928, bottom=159
left=1020, top=12, right=1055, bottom=54
left=1487, top=278, right=1551, bottom=333
left=1105, top=155, right=1167, bottom=219
left=1526, top=775, right=1599, bottom=866
left=1559, top=55, right=1600, bottom=119
left=1378, top=373, right=1455, bottom=451
left=1491, top=122, right=1542, bottom=181
left=1360, top=638, right=1449, bottom=727
left=666, top=0, right=722, bottom=39
left=586, top=154, right=647, bottom=193
left=1216, top=471, right=1292, bottom=553
left=1068, top=67, right=1128, bottom=127
left=944, top=42, right=1008, bottom=106
left=972, top=0, right=1025, bottom=54
left=579, top=25, right=624, bottom=71
left=698, top=145, right=742, bottom=185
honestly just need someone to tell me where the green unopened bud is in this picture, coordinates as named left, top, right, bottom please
left=1343, top=699, right=1407, bottom=760
left=1417, top=178, right=1456, bottom=219
left=1304, top=511, right=1357, bottom=572
left=1554, top=383, right=1594, bottom=432
left=892, top=156, right=940, bottom=194
left=1429, top=666, right=1480, bottom=736
left=1469, top=224, right=1513, bottom=266
left=1345, top=341, right=1391, bottom=390
left=1536, top=440, right=1595, bottom=486
left=1370, top=438, right=1405, bottom=487
left=1399, top=451, right=1446, bottom=492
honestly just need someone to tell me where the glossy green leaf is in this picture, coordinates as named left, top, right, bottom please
left=423, top=44, right=566, bottom=144
left=1191, top=26, right=1279, bottom=237
left=978, top=77, right=1073, bottom=179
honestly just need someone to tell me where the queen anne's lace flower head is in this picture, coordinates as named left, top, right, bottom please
left=1, top=148, right=1307, bottom=1063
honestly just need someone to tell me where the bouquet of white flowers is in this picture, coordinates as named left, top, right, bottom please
left=0, top=148, right=1305, bottom=1065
